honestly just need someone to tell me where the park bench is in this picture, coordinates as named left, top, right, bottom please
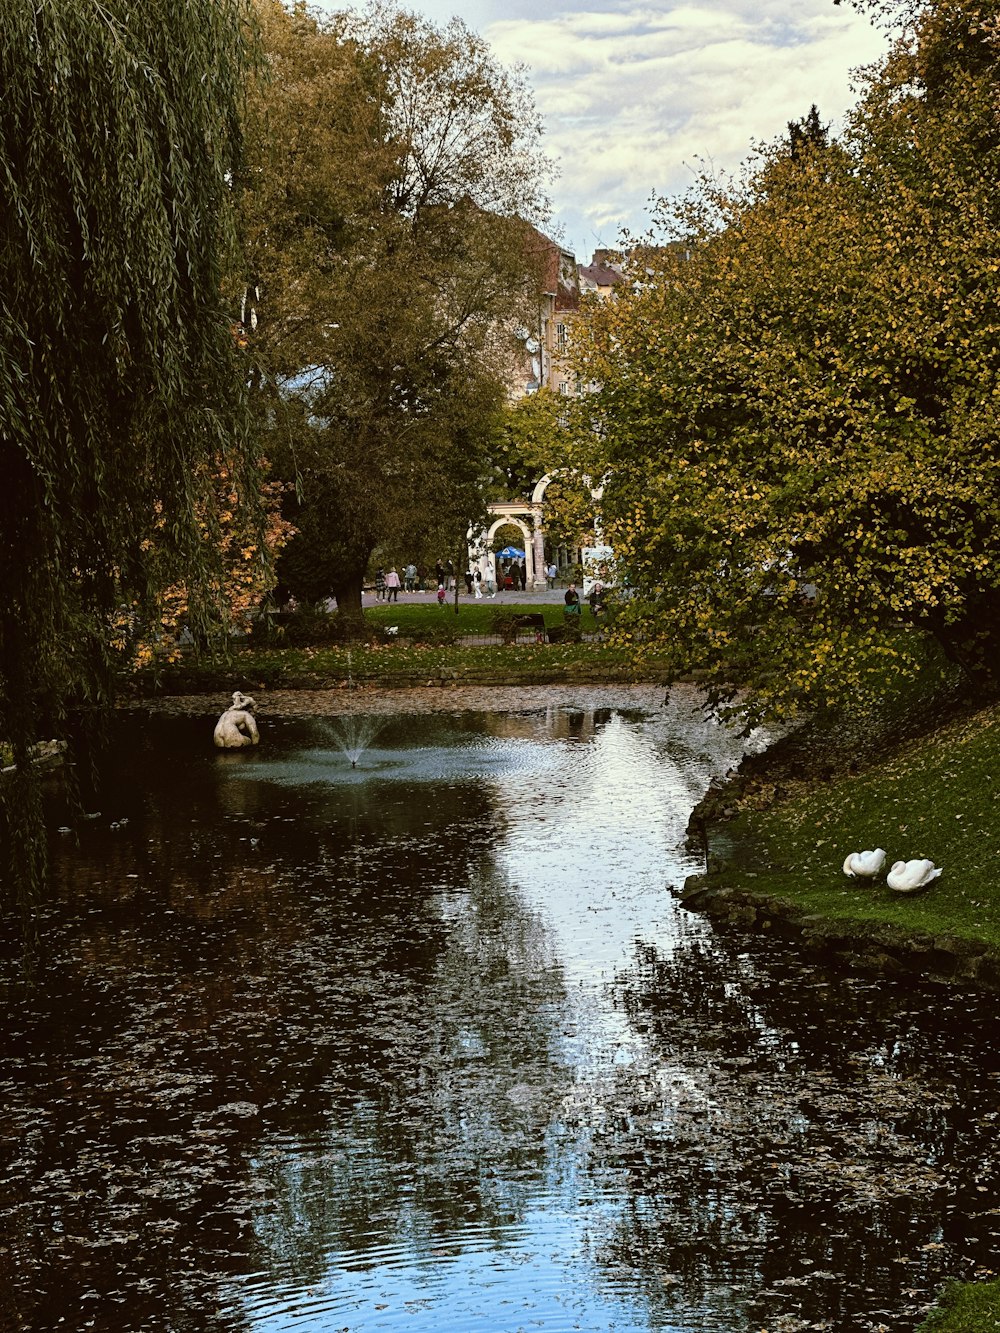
left=513, top=612, right=546, bottom=643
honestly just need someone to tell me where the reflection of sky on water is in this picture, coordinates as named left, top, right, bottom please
left=226, top=702, right=733, bottom=991
left=218, top=697, right=754, bottom=1333
left=498, top=712, right=716, bottom=983
left=239, top=1204, right=663, bottom=1333
left=12, top=692, right=990, bottom=1333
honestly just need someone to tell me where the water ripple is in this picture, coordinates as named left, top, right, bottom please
left=4, top=692, right=992, bottom=1333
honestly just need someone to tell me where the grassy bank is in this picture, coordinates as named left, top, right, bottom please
left=917, top=1278, right=1000, bottom=1330
left=126, top=611, right=665, bottom=696
left=714, top=699, right=1000, bottom=947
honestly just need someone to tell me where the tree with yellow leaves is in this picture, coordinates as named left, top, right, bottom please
left=573, top=0, right=1000, bottom=725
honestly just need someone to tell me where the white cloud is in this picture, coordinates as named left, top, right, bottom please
left=483, top=0, right=889, bottom=257
left=319, top=0, right=890, bottom=258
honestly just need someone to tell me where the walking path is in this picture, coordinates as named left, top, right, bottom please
left=367, top=583, right=575, bottom=608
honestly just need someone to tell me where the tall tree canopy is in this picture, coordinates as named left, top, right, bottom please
left=0, top=0, right=259, bottom=903
left=242, top=0, right=551, bottom=614
left=573, top=0, right=1000, bottom=725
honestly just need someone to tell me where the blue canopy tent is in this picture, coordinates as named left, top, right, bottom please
left=494, top=544, right=526, bottom=590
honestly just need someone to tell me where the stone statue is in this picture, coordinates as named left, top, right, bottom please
left=213, top=691, right=260, bottom=749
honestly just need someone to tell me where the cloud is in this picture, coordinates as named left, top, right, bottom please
left=485, top=0, right=889, bottom=257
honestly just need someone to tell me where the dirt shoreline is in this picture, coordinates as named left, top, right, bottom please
left=121, top=681, right=673, bottom=718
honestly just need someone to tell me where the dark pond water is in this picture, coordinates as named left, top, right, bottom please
left=2, top=687, right=1000, bottom=1333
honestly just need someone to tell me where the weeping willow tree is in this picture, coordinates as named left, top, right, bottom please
left=0, top=0, right=261, bottom=910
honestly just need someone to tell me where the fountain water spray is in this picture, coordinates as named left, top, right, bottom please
left=326, top=715, right=382, bottom=768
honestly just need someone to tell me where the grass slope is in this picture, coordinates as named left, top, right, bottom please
left=724, top=702, right=1000, bottom=947
left=917, top=1277, right=1000, bottom=1330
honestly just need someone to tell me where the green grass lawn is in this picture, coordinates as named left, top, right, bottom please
left=122, top=598, right=630, bottom=695
left=363, top=599, right=599, bottom=635
left=128, top=633, right=661, bottom=695
left=918, top=1278, right=1000, bottom=1330
left=723, top=701, right=1000, bottom=946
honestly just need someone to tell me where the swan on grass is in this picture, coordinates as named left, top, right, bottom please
left=842, top=848, right=887, bottom=879
left=886, top=859, right=942, bottom=894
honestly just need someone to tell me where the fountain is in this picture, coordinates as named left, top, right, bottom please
left=21, top=694, right=999, bottom=1333
left=326, top=715, right=382, bottom=768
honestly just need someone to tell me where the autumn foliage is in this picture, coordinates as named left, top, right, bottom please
left=573, top=0, right=1000, bottom=723
left=117, top=465, right=294, bottom=669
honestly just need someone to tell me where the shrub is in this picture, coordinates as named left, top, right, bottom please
left=250, top=605, right=348, bottom=647
left=403, top=621, right=459, bottom=646
left=489, top=607, right=521, bottom=643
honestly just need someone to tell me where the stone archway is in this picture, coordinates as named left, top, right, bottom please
left=469, top=503, right=545, bottom=588
left=468, top=474, right=608, bottom=591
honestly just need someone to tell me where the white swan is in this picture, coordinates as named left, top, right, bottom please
left=886, top=859, right=942, bottom=894
left=842, top=848, right=886, bottom=878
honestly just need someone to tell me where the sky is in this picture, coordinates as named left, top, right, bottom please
left=320, top=0, right=891, bottom=262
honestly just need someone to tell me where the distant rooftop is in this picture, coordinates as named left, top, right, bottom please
left=579, top=251, right=625, bottom=292
left=579, top=260, right=624, bottom=288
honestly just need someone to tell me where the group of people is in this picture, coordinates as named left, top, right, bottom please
left=370, top=557, right=590, bottom=605
left=496, top=557, right=528, bottom=591
left=371, top=561, right=440, bottom=600
left=563, top=581, right=605, bottom=617
left=371, top=556, right=517, bottom=600
left=372, top=567, right=402, bottom=602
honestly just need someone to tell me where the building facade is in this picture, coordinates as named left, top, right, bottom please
left=473, top=234, right=624, bottom=587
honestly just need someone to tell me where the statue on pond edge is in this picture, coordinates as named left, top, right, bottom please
left=214, top=691, right=259, bottom=749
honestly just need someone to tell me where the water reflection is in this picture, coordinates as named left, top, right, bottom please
left=1, top=689, right=998, bottom=1333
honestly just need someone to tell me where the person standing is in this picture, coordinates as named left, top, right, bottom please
left=435, top=559, right=445, bottom=589
left=404, top=562, right=417, bottom=592
left=517, top=557, right=527, bottom=590
left=385, top=567, right=401, bottom=602
left=546, top=561, right=557, bottom=590
left=564, top=583, right=581, bottom=616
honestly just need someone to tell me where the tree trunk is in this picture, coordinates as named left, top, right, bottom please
left=925, top=598, right=1000, bottom=701
left=453, top=541, right=464, bottom=615
left=331, top=571, right=366, bottom=634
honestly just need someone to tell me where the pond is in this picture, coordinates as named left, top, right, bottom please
left=2, top=685, right=1000, bottom=1333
